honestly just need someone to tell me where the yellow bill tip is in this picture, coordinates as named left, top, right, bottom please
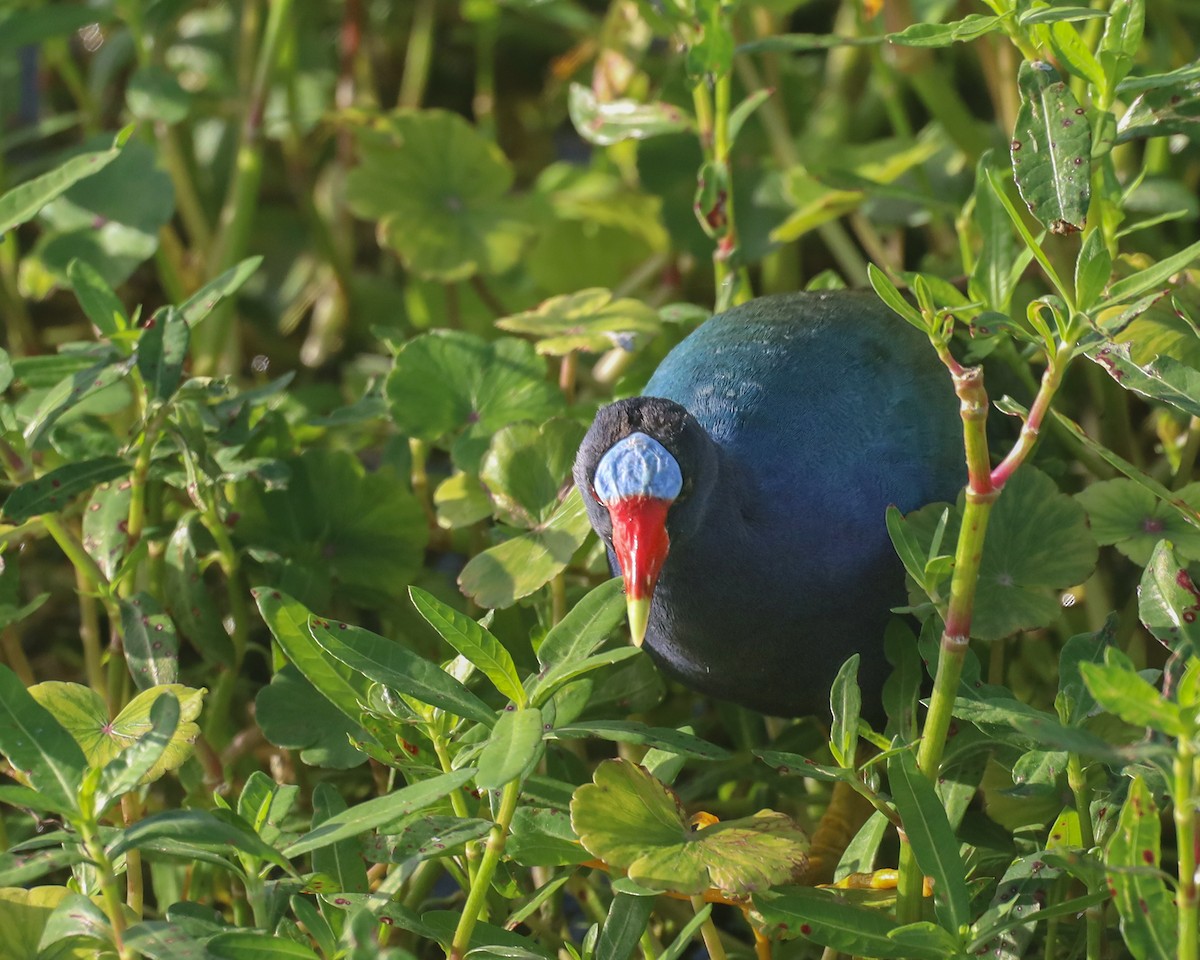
left=626, top=596, right=650, bottom=648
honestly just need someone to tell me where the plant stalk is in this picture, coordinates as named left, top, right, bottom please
left=1176, top=735, right=1198, bottom=960
left=449, top=779, right=521, bottom=960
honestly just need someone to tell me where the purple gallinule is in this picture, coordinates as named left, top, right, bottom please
left=574, top=290, right=962, bottom=717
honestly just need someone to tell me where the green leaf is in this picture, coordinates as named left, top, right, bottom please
left=1137, top=540, right=1200, bottom=657
left=3, top=456, right=130, bottom=524
left=754, top=887, right=944, bottom=959
left=476, top=707, right=545, bottom=790
left=571, top=760, right=808, bottom=896
left=346, top=110, right=532, bottom=281
left=124, top=921, right=209, bottom=960
left=459, top=487, right=592, bottom=608
left=204, top=931, right=323, bottom=959
left=537, top=578, right=627, bottom=671
left=136, top=307, right=189, bottom=403
left=178, top=256, right=262, bottom=328
left=1075, top=229, right=1113, bottom=310
left=867, top=263, right=926, bottom=331
left=1117, top=80, right=1200, bottom=142
left=67, top=259, right=130, bottom=342
left=96, top=693, right=179, bottom=813
left=310, top=615, right=496, bottom=726
left=311, top=782, right=369, bottom=893
left=111, top=807, right=293, bottom=873
left=906, top=467, right=1097, bottom=640
left=481, top=419, right=587, bottom=528
left=1105, top=776, right=1178, bottom=960
left=409, top=586, right=525, bottom=704
left=1011, top=61, right=1091, bottom=235
left=434, top=472, right=493, bottom=529
left=255, top=665, right=366, bottom=769
left=567, top=84, right=692, bottom=147
left=755, top=749, right=855, bottom=784
left=1077, top=480, right=1200, bottom=564
left=233, top=449, right=427, bottom=607
left=0, top=887, right=82, bottom=960
left=1105, top=237, right=1200, bottom=303
left=596, top=892, right=656, bottom=960
left=0, top=665, right=85, bottom=815
left=126, top=65, right=191, bottom=124
left=1099, top=0, right=1144, bottom=91
left=164, top=514, right=234, bottom=666
left=0, top=141, right=124, bottom=236
left=888, top=13, right=1003, bottom=46
left=530, top=647, right=643, bottom=708
left=889, top=751, right=969, bottom=934
left=387, top=331, right=562, bottom=473
left=1087, top=341, right=1200, bottom=418
left=23, top=357, right=133, bottom=449
left=0, top=848, right=84, bottom=887
left=1018, top=6, right=1108, bottom=25
left=549, top=721, right=728, bottom=760
left=283, top=768, right=477, bottom=858
left=1055, top=617, right=1116, bottom=726
left=1080, top=652, right=1186, bottom=736
left=364, top=814, right=493, bottom=864
left=119, top=593, right=179, bottom=690
left=829, top=655, right=861, bottom=768
left=81, top=478, right=133, bottom=582
left=971, top=153, right=1024, bottom=312
left=497, top=288, right=662, bottom=357
left=507, top=806, right=586, bottom=866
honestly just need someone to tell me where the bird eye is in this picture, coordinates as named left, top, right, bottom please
left=591, top=484, right=608, bottom=507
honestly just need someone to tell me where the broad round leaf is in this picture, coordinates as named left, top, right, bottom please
left=387, top=331, right=562, bottom=473
left=481, top=419, right=586, bottom=528
left=255, top=665, right=367, bottom=769
left=495, top=289, right=662, bottom=356
left=570, top=760, right=808, bottom=897
left=345, top=110, right=532, bottom=281
left=1076, top=479, right=1200, bottom=564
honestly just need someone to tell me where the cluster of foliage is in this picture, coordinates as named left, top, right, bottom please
left=1, top=1, right=1200, bottom=959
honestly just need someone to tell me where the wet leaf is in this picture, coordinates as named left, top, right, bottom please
left=568, top=85, right=691, bottom=147
left=119, top=593, right=180, bottom=690
left=1011, top=61, right=1091, bottom=234
left=476, top=706, right=545, bottom=790
left=571, top=760, right=808, bottom=896
left=346, top=110, right=532, bottom=281
left=3, top=456, right=130, bottom=524
left=496, top=288, right=662, bottom=356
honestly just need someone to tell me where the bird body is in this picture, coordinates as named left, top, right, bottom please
left=575, top=290, right=963, bottom=718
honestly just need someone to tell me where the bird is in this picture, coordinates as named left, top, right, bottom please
left=573, top=290, right=963, bottom=718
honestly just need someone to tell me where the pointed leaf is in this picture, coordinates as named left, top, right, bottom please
left=1087, top=341, right=1200, bottom=418
left=1138, top=540, right=1200, bottom=657
left=0, top=142, right=124, bottom=235
left=1105, top=776, right=1177, bottom=960
left=549, top=721, right=728, bottom=760
left=537, top=578, right=627, bottom=670
left=178, top=256, right=262, bottom=327
left=1081, top=653, right=1186, bottom=736
left=568, top=84, right=691, bottom=146
left=476, top=706, right=545, bottom=790
left=3, top=456, right=130, bottom=524
left=68, top=258, right=129, bottom=341
left=136, top=307, right=189, bottom=403
left=119, top=593, right=179, bottom=689
left=23, top=357, right=133, bottom=449
left=0, top=665, right=85, bottom=815
left=96, top=692, right=179, bottom=812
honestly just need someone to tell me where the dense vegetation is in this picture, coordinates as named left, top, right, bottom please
left=1, top=1, right=1199, bottom=958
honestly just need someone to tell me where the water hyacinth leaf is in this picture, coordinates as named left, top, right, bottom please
left=1117, top=80, right=1200, bottom=143
left=1080, top=651, right=1186, bottom=736
left=459, top=487, right=592, bottom=608
left=178, top=256, right=263, bottom=327
left=364, top=815, right=492, bottom=864
left=346, top=110, right=532, bottom=282
left=137, top=307, right=189, bottom=403
left=567, top=84, right=691, bottom=147
left=387, top=331, right=562, bottom=473
left=311, top=782, right=369, bottom=893
left=408, top=587, right=524, bottom=702
left=283, top=768, right=477, bottom=858
left=571, top=760, right=808, bottom=896
left=1011, top=61, right=1091, bottom=234
left=68, top=258, right=130, bottom=342
left=476, top=706, right=545, bottom=790
left=96, top=693, right=179, bottom=813
left=1087, top=341, right=1200, bottom=418
left=30, top=681, right=204, bottom=783
left=507, top=806, right=586, bottom=866
left=496, top=288, right=662, bottom=356
left=1076, top=480, right=1200, bottom=564
left=889, top=751, right=969, bottom=933
left=3, top=456, right=130, bottom=524
left=1105, top=776, right=1177, bottom=960
left=253, top=589, right=375, bottom=728
left=753, top=888, right=942, bottom=958
left=481, top=419, right=587, bottom=528
left=254, top=665, right=366, bottom=769
left=23, top=357, right=133, bottom=449
left=164, top=515, right=234, bottom=666
left=0, top=665, right=85, bottom=815
left=0, top=139, right=124, bottom=236
left=1138, top=540, right=1200, bottom=657
left=232, top=449, right=427, bottom=607
left=550, top=721, right=728, bottom=760
left=119, top=593, right=180, bottom=690
left=309, top=616, right=496, bottom=727
left=537, top=578, right=627, bottom=671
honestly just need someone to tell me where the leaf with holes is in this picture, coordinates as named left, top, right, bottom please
left=1011, top=61, right=1091, bottom=234
left=570, top=760, right=808, bottom=897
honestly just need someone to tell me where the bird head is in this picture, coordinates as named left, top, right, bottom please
left=574, top=398, right=713, bottom=647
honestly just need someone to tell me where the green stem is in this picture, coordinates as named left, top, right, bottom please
left=1176, top=736, right=1198, bottom=960
left=690, top=895, right=728, bottom=960
left=1067, top=753, right=1101, bottom=960
left=449, top=779, right=521, bottom=960
left=41, top=514, right=117, bottom=620
left=433, top=734, right=479, bottom=885
left=78, top=816, right=133, bottom=960
left=399, top=0, right=437, bottom=109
